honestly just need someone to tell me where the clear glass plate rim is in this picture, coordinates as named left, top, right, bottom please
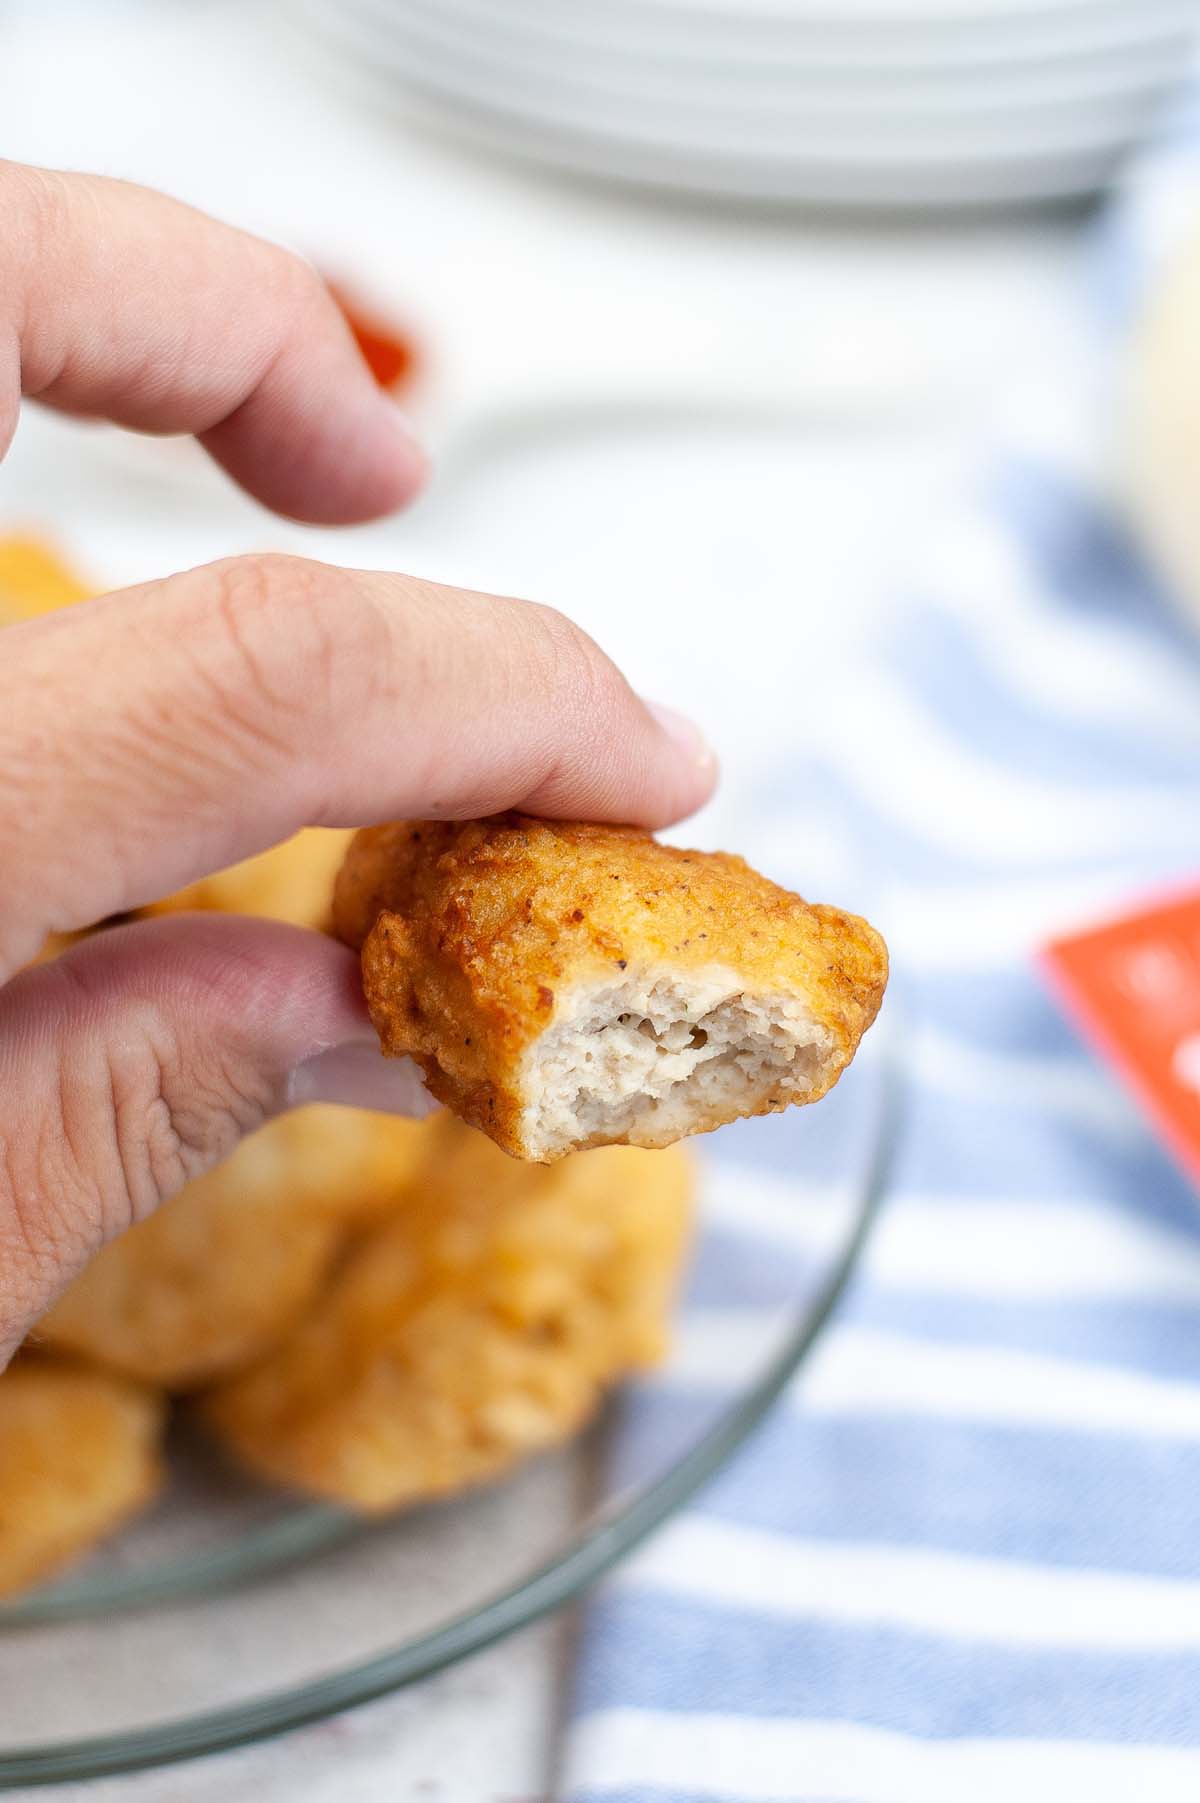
left=0, top=1017, right=900, bottom=1790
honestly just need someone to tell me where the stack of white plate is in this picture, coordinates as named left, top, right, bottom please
left=302, top=0, right=1200, bottom=210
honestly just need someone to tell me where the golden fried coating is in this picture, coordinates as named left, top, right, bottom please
left=37, top=1108, right=432, bottom=1388
left=0, top=533, right=92, bottom=623
left=144, top=828, right=356, bottom=933
left=0, top=1359, right=164, bottom=1600
left=201, top=1119, right=693, bottom=1511
left=28, top=929, right=83, bottom=966
left=334, top=817, right=887, bottom=1161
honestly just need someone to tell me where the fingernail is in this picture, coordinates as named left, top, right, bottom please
left=647, top=701, right=716, bottom=771
left=287, top=1043, right=438, bottom=1117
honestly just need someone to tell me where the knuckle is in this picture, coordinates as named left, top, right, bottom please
left=0, top=1115, right=87, bottom=1313
left=87, top=980, right=273, bottom=1226
left=181, top=552, right=368, bottom=760
left=0, top=162, right=67, bottom=285
left=207, top=549, right=324, bottom=630
left=525, top=602, right=613, bottom=715
left=34, top=964, right=190, bottom=1243
left=1, top=967, right=273, bottom=1288
left=261, top=242, right=329, bottom=326
left=100, top=1002, right=192, bottom=1232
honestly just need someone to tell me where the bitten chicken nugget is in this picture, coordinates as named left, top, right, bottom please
left=0, top=1359, right=164, bottom=1600
left=37, top=1107, right=432, bottom=1388
left=201, top=1120, right=693, bottom=1511
left=334, top=816, right=887, bottom=1162
left=144, top=827, right=355, bottom=933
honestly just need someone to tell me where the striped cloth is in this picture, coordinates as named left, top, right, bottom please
left=563, top=101, right=1200, bottom=1803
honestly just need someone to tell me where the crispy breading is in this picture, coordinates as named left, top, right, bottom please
left=201, top=1119, right=693, bottom=1511
left=143, top=828, right=356, bottom=933
left=334, top=816, right=887, bottom=1160
left=0, top=1358, right=164, bottom=1600
left=37, top=1107, right=433, bottom=1388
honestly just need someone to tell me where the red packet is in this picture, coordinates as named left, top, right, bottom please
left=1042, top=887, right=1200, bottom=1189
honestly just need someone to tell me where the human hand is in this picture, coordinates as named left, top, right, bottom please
left=0, top=163, right=716, bottom=1366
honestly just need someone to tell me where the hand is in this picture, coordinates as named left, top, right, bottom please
left=0, top=163, right=716, bottom=1367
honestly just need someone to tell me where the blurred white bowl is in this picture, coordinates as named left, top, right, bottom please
left=303, top=0, right=1198, bottom=208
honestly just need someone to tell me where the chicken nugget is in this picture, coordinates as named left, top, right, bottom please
left=28, top=929, right=83, bottom=966
left=334, top=816, right=887, bottom=1162
left=0, top=533, right=92, bottom=623
left=201, top=1120, right=693, bottom=1511
left=143, top=827, right=355, bottom=933
left=0, top=1358, right=164, bottom=1599
left=37, top=1107, right=432, bottom=1388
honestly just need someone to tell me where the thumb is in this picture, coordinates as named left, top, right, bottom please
left=0, top=913, right=429, bottom=1366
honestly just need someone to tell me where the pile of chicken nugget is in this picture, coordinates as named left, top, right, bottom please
left=0, top=540, right=693, bottom=1603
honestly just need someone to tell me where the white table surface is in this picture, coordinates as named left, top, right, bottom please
left=0, top=0, right=1094, bottom=1795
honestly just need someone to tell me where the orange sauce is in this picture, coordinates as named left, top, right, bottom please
left=326, top=279, right=419, bottom=392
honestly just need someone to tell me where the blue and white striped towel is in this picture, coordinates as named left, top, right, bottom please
left=564, top=100, right=1200, bottom=1803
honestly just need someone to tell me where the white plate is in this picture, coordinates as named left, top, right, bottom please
left=374, top=0, right=1187, bottom=115
left=304, top=0, right=1194, bottom=206
left=320, top=3, right=1182, bottom=165
left=354, top=0, right=1200, bottom=68
left=503, top=0, right=1189, bottom=20
left=304, top=41, right=1133, bottom=207
left=337, top=9, right=1181, bottom=157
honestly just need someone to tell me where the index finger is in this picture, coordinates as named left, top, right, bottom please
left=0, top=554, right=716, bottom=978
left=0, top=161, right=425, bottom=523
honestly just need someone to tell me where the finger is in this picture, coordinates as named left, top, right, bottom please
left=0, top=913, right=432, bottom=1365
left=0, top=554, right=716, bottom=975
left=0, top=161, right=425, bottom=523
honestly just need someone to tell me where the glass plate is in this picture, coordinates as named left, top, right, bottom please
left=0, top=1017, right=896, bottom=1788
